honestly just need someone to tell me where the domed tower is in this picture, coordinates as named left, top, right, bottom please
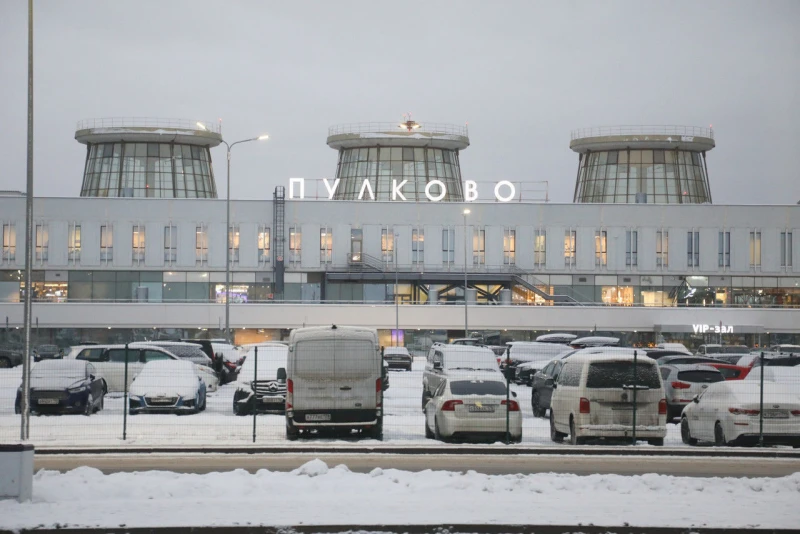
left=75, top=118, right=222, bottom=198
left=326, top=117, right=469, bottom=201
left=570, top=126, right=715, bottom=204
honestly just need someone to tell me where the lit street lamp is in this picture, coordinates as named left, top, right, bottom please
left=198, top=122, right=268, bottom=344
left=463, top=208, right=470, bottom=337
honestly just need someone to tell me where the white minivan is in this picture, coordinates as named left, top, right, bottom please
left=285, top=325, right=383, bottom=440
left=549, top=351, right=668, bottom=446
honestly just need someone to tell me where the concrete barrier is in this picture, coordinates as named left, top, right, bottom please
left=0, top=443, right=33, bottom=502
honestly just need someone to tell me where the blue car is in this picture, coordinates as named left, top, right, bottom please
left=128, top=360, right=207, bottom=414
left=15, top=359, right=105, bottom=415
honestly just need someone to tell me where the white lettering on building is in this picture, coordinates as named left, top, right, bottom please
left=322, top=178, right=340, bottom=200
left=392, top=179, right=408, bottom=201
left=692, top=324, right=734, bottom=334
left=494, top=180, right=516, bottom=202
left=464, top=180, right=478, bottom=202
left=358, top=179, right=376, bottom=200
left=425, top=180, right=447, bottom=202
left=289, top=178, right=305, bottom=199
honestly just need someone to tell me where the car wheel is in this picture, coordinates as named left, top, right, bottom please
left=96, top=394, right=104, bottom=413
left=681, top=417, right=698, bottom=445
left=0, top=357, right=10, bottom=368
left=532, top=391, right=543, bottom=418
left=714, top=422, right=727, bottom=446
left=424, top=419, right=434, bottom=439
left=549, top=411, right=565, bottom=443
left=569, top=418, right=586, bottom=445
left=83, top=394, right=94, bottom=416
left=434, top=418, right=446, bottom=442
left=286, top=420, right=299, bottom=441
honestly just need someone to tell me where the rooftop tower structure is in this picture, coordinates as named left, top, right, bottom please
left=326, top=117, right=470, bottom=201
left=570, top=126, right=715, bottom=204
left=75, top=118, right=222, bottom=198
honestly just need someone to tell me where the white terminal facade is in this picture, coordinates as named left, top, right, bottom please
left=0, top=119, right=798, bottom=350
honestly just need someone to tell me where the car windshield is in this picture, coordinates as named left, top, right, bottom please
left=38, top=345, right=59, bottom=352
left=240, top=346, right=288, bottom=380
left=722, top=346, right=749, bottom=354
left=31, top=361, right=84, bottom=380
left=449, top=380, right=506, bottom=395
left=586, top=361, right=661, bottom=389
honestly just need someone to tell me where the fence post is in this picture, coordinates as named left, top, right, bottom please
left=252, top=346, right=258, bottom=444
left=505, top=370, right=511, bottom=445
left=632, top=349, right=638, bottom=446
left=123, top=343, right=129, bottom=441
left=759, top=351, right=764, bottom=447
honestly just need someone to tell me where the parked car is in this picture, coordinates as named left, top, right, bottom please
left=422, top=343, right=502, bottom=409
left=128, top=360, right=207, bottom=414
left=74, top=344, right=185, bottom=393
left=536, top=333, right=577, bottom=344
left=286, top=325, right=384, bottom=440
left=549, top=351, right=667, bottom=445
left=659, top=364, right=725, bottom=421
left=768, top=344, right=800, bottom=354
left=680, top=381, right=800, bottom=447
left=181, top=339, right=228, bottom=382
left=705, top=362, right=752, bottom=380
left=383, top=346, right=413, bottom=371
left=0, top=345, right=23, bottom=368
left=32, top=344, right=64, bottom=362
left=655, top=342, right=691, bottom=355
left=570, top=336, right=620, bottom=349
left=212, top=341, right=245, bottom=383
left=15, top=359, right=105, bottom=415
left=653, top=354, right=722, bottom=366
left=233, top=343, right=289, bottom=415
left=139, top=341, right=219, bottom=392
left=753, top=354, right=800, bottom=368
left=744, top=366, right=800, bottom=385
left=696, top=345, right=750, bottom=362
left=424, top=373, right=521, bottom=443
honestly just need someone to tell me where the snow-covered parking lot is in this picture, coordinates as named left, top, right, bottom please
left=0, top=358, right=778, bottom=448
left=1, top=459, right=799, bottom=529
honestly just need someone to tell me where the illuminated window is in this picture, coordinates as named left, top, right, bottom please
left=381, top=228, right=394, bottom=263
left=595, top=230, right=607, bottom=267
left=473, top=228, right=485, bottom=265
left=503, top=228, right=516, bottom=265
left=132, top=224, right=145, bottom=264
left=564, top=229, right=576, bottom=267
left=68, top=223, right=81, bottom=264
left=258, top=226, right=271, bottom=264
left=229, top=225, right=240, bottom=265
left=99, top=225, right=112, bottom=264
left=289, top=226, right=302, bottom=264
left=195, top=225, right=208, bottom=265
left=320, top=227, right=332, bottom=264
left=534, top=229, right=546, bottom=268
left=2, top=223, right=15, bottom=263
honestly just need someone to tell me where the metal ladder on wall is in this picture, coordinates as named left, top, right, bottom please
left=273, top=186, right=286, bottom=299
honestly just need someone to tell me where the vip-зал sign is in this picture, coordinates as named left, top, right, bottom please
left=692, top=324, right=734, bottom=334
left=287, top=178, right=519, bottom=202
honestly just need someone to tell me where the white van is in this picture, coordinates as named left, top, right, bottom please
left=549, top=351, right=667, bottom=445
left=285, top=325, right=383, bottom=440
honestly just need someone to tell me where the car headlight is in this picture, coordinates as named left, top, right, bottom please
left=68, top=385, right=88, bottom=393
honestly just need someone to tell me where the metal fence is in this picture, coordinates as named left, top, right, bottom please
left=2, top=341, right=798, bottom=448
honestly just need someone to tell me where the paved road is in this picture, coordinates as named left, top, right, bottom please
left=35, top=452, right=800, bottom=478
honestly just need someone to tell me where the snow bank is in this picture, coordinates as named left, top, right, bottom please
left=0, top=460, right=798, bottom=529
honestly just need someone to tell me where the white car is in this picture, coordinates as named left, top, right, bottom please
left=129, top=360, right=207, bottom=414
left=138, top=342, right=220, bottom=392
left=745, top=366, right=800, bottom=385
left=550, top=351, right=667, bottom=445
left=424, top=372, right=522, bottom=443
left=681, top=381, right=800, bottom=447
left=422, top=344, right=503, bottom=409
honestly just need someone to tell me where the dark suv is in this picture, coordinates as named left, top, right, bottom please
left=33, top=344, right=64, bottom=362
left=0, top=345, right=23, bottom=368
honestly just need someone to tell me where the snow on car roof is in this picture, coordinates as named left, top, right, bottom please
left=290, top=325, right=378, bottom=344
left=32, top=359, right=87, bottom=372
left=383, top=347, right=410, bottom=354
left=567, top=351, right=657, bottom=364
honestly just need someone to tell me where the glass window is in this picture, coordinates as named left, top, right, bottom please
left=108, top=349, right=139, bottom=363
left=750, top=231, right=762, bottom=268
left=132, top=224, right=145, bottom=264
left=586, top=361, right=660, bottom=389
left=595, top=230, right=607, bottom=267
left=718, top=231, right=730, bottom=268
left=534, top=229, right=546, bottom=268
left=449, top=380, right=506, bottom=395
left=229, top=225, right=240, bottom=265
left=412, top=228, right=424, bottom=264
left=289, top=226, right=302, bottom=264
left=35, top=223, right=49, bottom=263
left=656, top=230, right=668, bottom=268
left=320, top=227, right=332, bottom=264
left=100, top=225, right=113, bottom=263
left=258, top=226, right=270, bottom=264
left=381, top=228, right=394, bottom=263
left=564, top=230, right=576, bottom=267
left=68, top=224, right=81, bottom=264
left=687, top=231, right=699, bottom=267
left=504, top=228, right=516, bottom=265
left=474, top=228, right=485, bottom=265
left=195, top=226, right=208, bottom=265
left=164, top=225, right=177, bottom=264
left=442, top=228, right=455, bottom=265
left=1, top=223, right=16, bottom=263
left=626, top=230, right=638, bottom=267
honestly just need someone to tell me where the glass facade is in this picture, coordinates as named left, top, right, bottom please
left=574, top=149, right=711, bottom=204
left=80, top=142, right=217, bottom=198
left=333, top=147, right=464, bottom=201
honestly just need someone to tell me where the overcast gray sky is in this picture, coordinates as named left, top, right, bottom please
left=1, top=0, right=798, bottom=203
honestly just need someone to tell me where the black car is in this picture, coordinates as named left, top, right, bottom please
left=181, top=338, right=227, bottom=381
left=530, top=359, right=565, bottom=417
left=383, top=347, right=413, bottom=371
left=32, top=344, right=64, bottom=362
left=15, top=359, right=105, bottom=415
left=0, top=346, right=23, bottom=368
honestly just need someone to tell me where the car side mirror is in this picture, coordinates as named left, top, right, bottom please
left=277, top=368, right=287, bottom=381
left=692, top=394, right=700, bottom=403
left=512, top=391, right=517, bottom=398
left=545, top=378, right=554, bottom=386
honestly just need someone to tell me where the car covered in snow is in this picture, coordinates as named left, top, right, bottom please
left=424, top=372, right=521, bottom=443
left=128, top=360, right=207, bottom=414
left=15, top=359, right=105, bottom=415
left=681, top=380, right=800, bottom=447
left=383, top=346, right=413, bottom=371
left=422, top=343, right=502, bottom=409
left=233, top=343, right=289, bottom=415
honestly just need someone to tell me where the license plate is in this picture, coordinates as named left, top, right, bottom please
left=262, top=397, right=283, bottom=403
left=468, top=405, right=495, bottom=413
left=305, top=413, right=331, bottom=421
left=37, top=398, right=59, bottom=405
left=763, top=409, right=789, bottom=419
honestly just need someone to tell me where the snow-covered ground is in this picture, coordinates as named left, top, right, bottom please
left=0, top=358, right=738, bottom=448
left=0, top=459, right=798, bottom=529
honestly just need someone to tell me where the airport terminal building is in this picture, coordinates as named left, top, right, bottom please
left=0, top=119, right=798, bottom=350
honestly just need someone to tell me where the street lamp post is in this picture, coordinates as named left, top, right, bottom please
left=394, top=232, right=399, bottom=346
left=200, top=124, right=268, bottom=344
left=463, top=208, right=470, bottom=337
